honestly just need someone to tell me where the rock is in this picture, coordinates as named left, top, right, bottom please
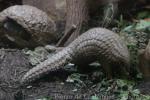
left=0, top=5, right=58, bottom=48
left=23, top=0, right=66, bottom=35
left=23, top=0, right=66, bottom=20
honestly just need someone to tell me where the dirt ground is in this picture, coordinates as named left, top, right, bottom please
left=0, top=49, right=149, bottom=100
left=0, top=49, right=99, bottom=100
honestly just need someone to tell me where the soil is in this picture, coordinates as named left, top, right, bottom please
left=0, top=49, right=97, bottom=100
left=137, top=81, right=150, bottom=95
left=0, top=49, right=149, bottom=100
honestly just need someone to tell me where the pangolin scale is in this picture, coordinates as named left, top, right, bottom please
left=21, top=28, right=130, bottom=84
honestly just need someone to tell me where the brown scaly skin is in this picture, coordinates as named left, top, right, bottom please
left=21, top=28, right=130, bottom=84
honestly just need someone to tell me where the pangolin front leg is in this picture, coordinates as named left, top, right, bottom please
left=21, top=28, right=130, bottom=84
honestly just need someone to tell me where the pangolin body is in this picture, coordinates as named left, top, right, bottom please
left=21, top=28, right=130, bottom=84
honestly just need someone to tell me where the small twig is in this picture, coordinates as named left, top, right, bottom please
left=0, top=48, right=17, bottom=52
left=56, top=24, right=77, bottom=47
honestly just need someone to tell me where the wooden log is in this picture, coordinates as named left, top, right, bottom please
left=138, top=40, right=150, bottom=81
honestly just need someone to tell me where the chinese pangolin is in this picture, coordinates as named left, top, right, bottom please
left=21, top=28, right=130, bottom=84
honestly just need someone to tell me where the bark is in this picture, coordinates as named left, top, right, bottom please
left=63, top=0, right=89, bottom=46
left=138, top=40, right=150, bottom=81
left=63, top=0, right=120, bottom=46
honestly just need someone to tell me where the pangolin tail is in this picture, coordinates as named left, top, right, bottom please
left=21, top=47, right=73, bottom=84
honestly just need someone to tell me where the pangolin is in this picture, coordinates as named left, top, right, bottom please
left=21, top=28, right=130, bottom=84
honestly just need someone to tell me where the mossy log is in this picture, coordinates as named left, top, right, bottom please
left=138, top=40, right=150, bottom=81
